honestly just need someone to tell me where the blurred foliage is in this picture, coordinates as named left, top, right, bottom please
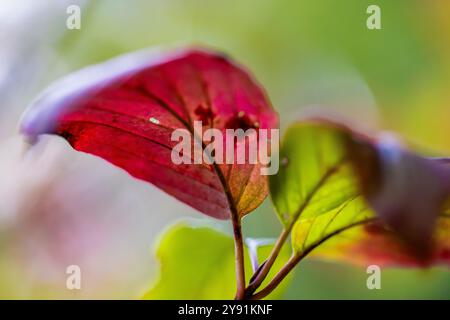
left=143, top=221, right=290, bottom=299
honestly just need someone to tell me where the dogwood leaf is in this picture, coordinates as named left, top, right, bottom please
left=20, top=49, right=278, bottom=219
left=270, top=121, right=450, bottom=264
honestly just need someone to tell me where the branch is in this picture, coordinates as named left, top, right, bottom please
left=245, top=228, right=289, bottom=296
left=245, top=162, right=343, bottom=297
left=202, top=137, right=246, bottom=299
left=250, top=254, right=300, bottom=300
left=250, top=218, right=376, bottom=299
left=232, top=216, right=246, bottom=300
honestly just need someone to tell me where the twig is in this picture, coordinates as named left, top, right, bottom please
left=232, top=216, right=246, bottom=300
left=245, top=228, right=289, bottom=296
left=250, top=254, right=300, bottom=300
left=245, top=162, right=343, bottom=297
left=250, top=218, right=376, bottom=299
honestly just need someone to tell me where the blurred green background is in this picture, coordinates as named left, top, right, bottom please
left=0, top=0, right=449, bottom=299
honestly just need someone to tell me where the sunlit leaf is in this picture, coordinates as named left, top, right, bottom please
left=270, top=122, right=356, bottom=226
left=20, top=49, right=278, bottom=219
left=143, top=222, right=290, bottom=299
left=271, top=120, right=450, bottom=265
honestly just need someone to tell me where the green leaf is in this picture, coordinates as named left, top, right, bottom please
left=270, top=122, right=357, bottom=226
left=143, top=221, right=291, bottom=299
left=294, top=213, right=450, bottom=266
left=270, top=121, right=450, bottom=266
left=291, top=196, right=371, bottom=255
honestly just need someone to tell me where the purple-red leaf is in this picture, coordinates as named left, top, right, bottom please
left=347, top=132, right=450, bottom=256
left=20, top=48, right=278, bottom=219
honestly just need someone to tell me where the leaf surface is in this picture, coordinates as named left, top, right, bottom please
left=142, top=222, right=290, bottom=299
left=20, top=49, right=278, bottom=219
left=271, top=121, right=450, bottom=265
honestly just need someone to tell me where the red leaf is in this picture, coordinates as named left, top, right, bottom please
left=20, top=48, right=278, bottom=219
left=347, top=131, right=450, bottom=257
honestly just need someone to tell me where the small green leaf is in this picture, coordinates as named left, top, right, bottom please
left=143, top=221, right=291, bottom=299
